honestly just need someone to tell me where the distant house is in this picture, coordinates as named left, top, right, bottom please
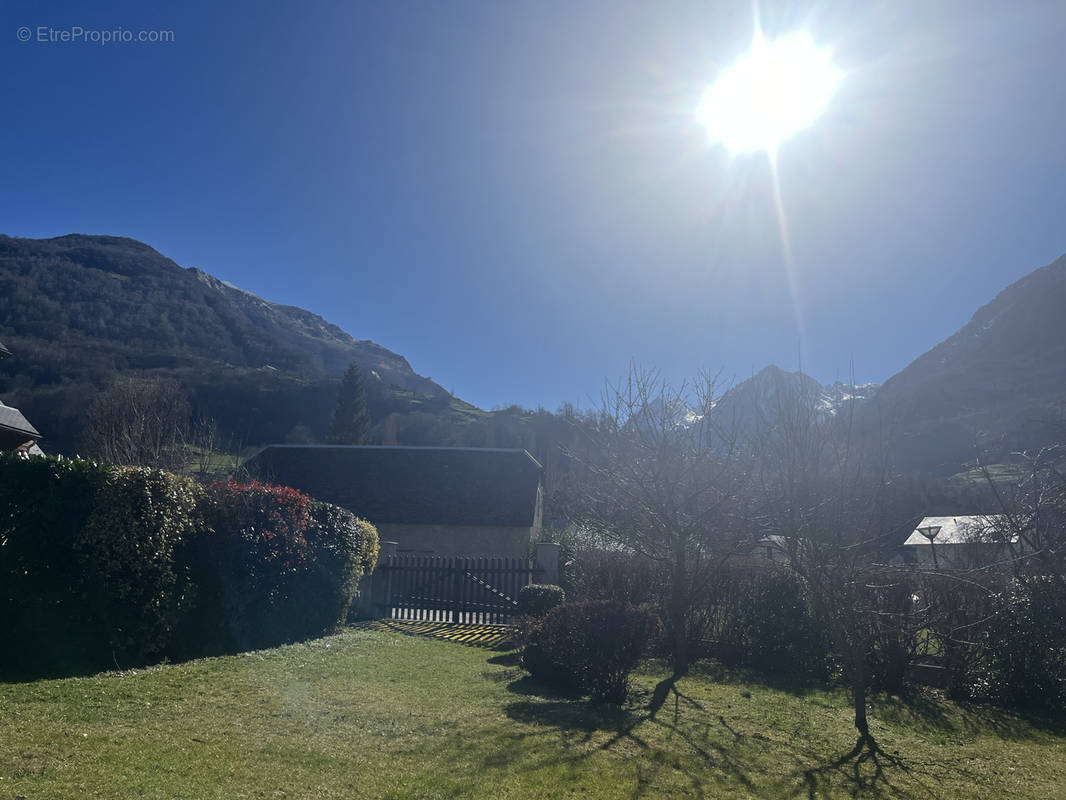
left=243, top=445, right=543, bottom=559
left=0, top=340, right=43, bottom=454
left=902, top=515, right=1019, bottom=570
left=752, top=535, right=792, bottom=563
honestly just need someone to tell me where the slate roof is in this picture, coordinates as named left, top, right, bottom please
left=0, top=402, right=41, bottom=438
left=243, top=445, right=543, bottom=527
left=903, top=515, right=1012, bottom=546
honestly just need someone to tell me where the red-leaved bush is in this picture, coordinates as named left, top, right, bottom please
left=212, top=479, right=313, bottom=571
left=179, top=480, right=317, bottom=651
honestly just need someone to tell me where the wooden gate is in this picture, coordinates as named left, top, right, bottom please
left=373, top=555, right=537, bottom=624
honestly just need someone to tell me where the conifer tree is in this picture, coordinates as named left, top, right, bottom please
left=328, top=363, right=371, bottom=445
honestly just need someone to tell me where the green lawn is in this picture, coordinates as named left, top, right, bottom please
left=2, top=625, right=1065, bottom=799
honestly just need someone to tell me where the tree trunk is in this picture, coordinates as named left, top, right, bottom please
left=671, top=545, right=689, bottom=677
left=852, top=644, right=870, bottom=740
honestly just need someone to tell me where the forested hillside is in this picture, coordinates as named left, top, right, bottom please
left=0, top=234, right=462, bottom=451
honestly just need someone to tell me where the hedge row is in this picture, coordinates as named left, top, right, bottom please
left=0, top=454, right=378, bottom=676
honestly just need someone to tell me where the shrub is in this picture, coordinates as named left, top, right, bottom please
left=178, top=483, right=379, bottom=654
left=917, top=570, right=1005, bottom=696
left=295, top=501, right=379, bottom=630
left=0, top=457, right=381, bottom=674
left=522, top=600, right=659, bottom=703
left=0, top=454, right=110, bottom=674
left=705, top=561, right=829, bottom=680
left=517, top=584, right=565, bottom=618
left=567, top=549, right=666, bottom=607
left=76, top=467, right=202, bottom=665
left=508, top=614, right=543, bottom=653
left=180, top=480, right=315, bottom=652
left=969, top=585, right=1066, bottom=711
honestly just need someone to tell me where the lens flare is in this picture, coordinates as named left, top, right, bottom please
left=698, top=31, right=840, bottom=154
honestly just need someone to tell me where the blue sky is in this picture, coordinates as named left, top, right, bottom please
left=2, top=1, right=1065, bottom=410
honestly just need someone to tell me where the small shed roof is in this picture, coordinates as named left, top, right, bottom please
left=0, top=402, right=41, bottom=438
left=243, top=445, right=543, bottom=528
left=903, top=515, right=1009, bottom=546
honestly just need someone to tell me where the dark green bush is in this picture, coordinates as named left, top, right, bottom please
left=522, top=600, right=659, bottom=703
left=860, top=573, right=924, bottom=693
left=178, top=482, right=378, bottom=654
left=969, top=585, right=1066, bottom=711
left=517, top=584, right=565, bottom=618
left=0, top=454, right=108, bottom=674
left=297, top=501, right=379, bottom=630
left=567, top=549, right=666, bottom=607
left=178, top=480, right=314, bottom=652
left=76, top=467, right=202, bottom=665
left=707, top=562, right=829, bottom=680
left=1, top=457, right=381, bottom=674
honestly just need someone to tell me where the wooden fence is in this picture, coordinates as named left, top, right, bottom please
left=371, top=555, right=539, bottom=624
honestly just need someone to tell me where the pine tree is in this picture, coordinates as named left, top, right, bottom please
left=328, top=363, right=371, bottom=445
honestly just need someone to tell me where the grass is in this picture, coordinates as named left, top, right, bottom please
left=3, top=625, right=1065, bottom=799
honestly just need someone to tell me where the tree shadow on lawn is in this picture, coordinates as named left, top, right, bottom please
left=494, top=671, right=962, bottom=799
left=495, top=674, right=763, bottom=797
left=686, top=660, right=833, bottom=700
left=869, top=689, right=1066, bottom=742
left=791, top=732, right=930, bottom=800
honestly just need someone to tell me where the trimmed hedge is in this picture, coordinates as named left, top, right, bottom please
left=184, top=480, right=315, bottom=652
left=77, top=467, right=203, bottom=665
left=176, top=480, right=380, bottom=655
left=0, top=454, right=108, bottom=674
left=0, top=457, right=378, bottom=675
left=299, top=501, right=379, bottom=630
left=517, top=584, right=565, bottom=618
left=522, top=600, right=659, bottom=703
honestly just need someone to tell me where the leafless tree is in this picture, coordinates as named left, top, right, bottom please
left=81, top=378, right=190, bottom=469
left=979, top=445, right=1066, bottom=606
left=752, top=376, right=911, bottom=753
left=561, top=366, right=753, bottom=676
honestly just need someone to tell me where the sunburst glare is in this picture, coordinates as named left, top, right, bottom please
left=698, top=31, right=841, bottom=154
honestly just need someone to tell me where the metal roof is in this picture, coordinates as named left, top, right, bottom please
left=903, top=515, right=1011, bottom=546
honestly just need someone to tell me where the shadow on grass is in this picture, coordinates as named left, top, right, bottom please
left=493, top=664, right=1042, bottom=799
left=791, top=733, right=926, bottom=800
left=686, top=660, right=831, bottom=698
left=495, top=672, right=761, bottom=798
left=0, top=661, right=104, bottom=684
left=870, top=689, right=1066, bottom=742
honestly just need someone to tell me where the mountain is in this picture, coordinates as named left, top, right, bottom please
left=3, top=233, right=1064, bottom=476
left=635, top=366, right=878, bottom=447
left=714, top=365, right=877, bottom=433
left=864, top=254, right=1066, bottom=474
left=708, top=254, right=1066, bottom=475
left=0, top=234, right=459, bottom=451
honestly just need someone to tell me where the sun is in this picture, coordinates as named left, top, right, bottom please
left=697, top=31, right=840, bottom=155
